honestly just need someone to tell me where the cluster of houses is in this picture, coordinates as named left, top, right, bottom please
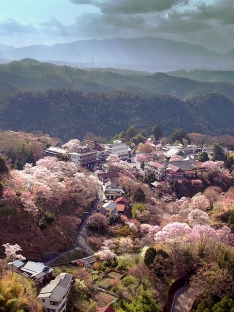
left=133, top=142, right=217, bottom=185
left=8, top=260, right=72, bottom=312
left=46, top=139, right=131, bottom=168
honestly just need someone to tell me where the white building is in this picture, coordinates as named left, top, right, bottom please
left=105, top=140, right=130, bottom=160
left=69, top=145, right=97, bottom=167
left=38, top=273, right=73, bottom=312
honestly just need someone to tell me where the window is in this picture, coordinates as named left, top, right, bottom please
left=50, top=301, right=58, bottom=306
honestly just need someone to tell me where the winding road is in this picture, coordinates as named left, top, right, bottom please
left=44, top=199, right=99, bottom=266
left=170, top=285, right=192, bottom=312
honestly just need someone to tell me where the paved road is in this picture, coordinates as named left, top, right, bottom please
left=44, top=199, right=99, bottom=266
left=170, top=285, right=192, bottom=312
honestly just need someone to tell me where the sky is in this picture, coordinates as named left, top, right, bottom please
left=0, top=0, right=234, bottom=52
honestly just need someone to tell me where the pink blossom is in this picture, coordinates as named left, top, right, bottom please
left=2, top=243, right=26, bottom=261
left=187, top=209, right=210, bottom=226
left=154, top=222, right=192, bottom=244
left=217, top=226, right=234, bottom=246
left=201, top=161, right=218, bottom=170
left=95, top=247, right=116, bottom=261
left=62, top=139, right=80, bottom=152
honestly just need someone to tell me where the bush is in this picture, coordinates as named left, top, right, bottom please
left=39, top=217, right=47, bottom=229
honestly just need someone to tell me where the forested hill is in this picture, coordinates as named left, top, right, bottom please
left=1, top=59, right=234, bottom=101
left=168, top=69, right=234, bottom=85
left=0, top=89, right=233, bottom=141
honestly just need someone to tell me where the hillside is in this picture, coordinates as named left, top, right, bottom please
left=168, top=69, right=234, bottom=85
left=0, top=89, right=233, bottom=141
left=1, top=60, right=234, bottom=101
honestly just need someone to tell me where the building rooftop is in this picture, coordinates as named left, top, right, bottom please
left=46, top=146, right=67, bottom=155
left=38, top=273, right=72, bottom=301
left=21, top=261, right=53, bottom=277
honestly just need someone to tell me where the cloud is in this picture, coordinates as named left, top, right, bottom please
left=0, top=19, right=37, bottom=34
left=70, top=0, right=188, bottom=14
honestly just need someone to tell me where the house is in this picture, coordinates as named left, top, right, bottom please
left=98, top=172, right=119, bottom=185
left=20, top=261, right=53, bottom=282
left=153, top=162, right=166, bottom=181
left=114, top=196, right=130, bottom=214
left=97, top=306, right=115, bottom=312
left=81, top=140, right=106, bottom=161
left=38, top=273, right=73, bottom=312
left=71, top=255, right=95, bottom=268
left=104, top=186, right=124, bottom=201
left=105, top=140, right=131, bottom=160
left=69, top=145, right=97, bottom=168
left=8, top=260, right=24, bottom=273
left=98, top=202, right=119, bottom=217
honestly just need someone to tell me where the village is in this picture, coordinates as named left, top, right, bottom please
left=2, top=130, right=233, bottom=312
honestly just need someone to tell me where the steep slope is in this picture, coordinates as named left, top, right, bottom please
left=0, top=90, right=233, bottom=141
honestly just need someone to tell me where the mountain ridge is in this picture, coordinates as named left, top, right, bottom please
left=1, top=37, right=234, bottom=72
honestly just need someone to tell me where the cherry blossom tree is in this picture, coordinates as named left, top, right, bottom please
left=62, top=139, right=80, bottom=152
left=187, top=209, right=210, bottom=226
left=189, top=193, right=210, bottom=211
left=3, top=243, right=26, bottom=261
left=154, top=222, right=192, bottom=244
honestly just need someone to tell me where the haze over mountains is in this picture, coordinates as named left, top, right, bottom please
left=0, top=59, right=233, bottom=140
left=1, top=37, right=234, bottom=72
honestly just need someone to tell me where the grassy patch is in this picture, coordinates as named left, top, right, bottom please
left=53, top=250, right=85, bottom=265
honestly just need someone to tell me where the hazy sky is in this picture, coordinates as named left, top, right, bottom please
left=1, top=0, right=233, bottom=52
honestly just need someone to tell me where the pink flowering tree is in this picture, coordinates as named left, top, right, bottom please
left=154, top=222, right=192, bottom=244
left=187, top=209, right=210, bottom=226
left=189, top=225, right=219, bottom=256
left=3, top=243, right=26, bottom=261
left=62, top=139, right=80, bottom=152
left=94, top=246, right=116, bottom=261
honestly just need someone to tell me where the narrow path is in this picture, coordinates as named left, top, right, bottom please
left=170, top=285, right=192, bottom=312
left=44, top=199, right=99, bottom=266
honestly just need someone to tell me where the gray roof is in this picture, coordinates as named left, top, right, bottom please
left=11, top=260, right=24, bottom=268
left=21, top=261, right=53, bottom=277
left=38, top=273, right=73, bottom=301
left=169, top=161, right=194, bottom=171
left=103, top=202, right=117, bottom=210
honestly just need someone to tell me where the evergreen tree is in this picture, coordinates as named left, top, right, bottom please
left=212, top=143, right=226, bottom=161
left=0, top=155, right=8, bottom=174
left=144, top=247, right=157, bottom=267
left=133, top=188, right=146, bottom=202
left=170, top=128, right=189, bottom=145
left=198, top=151, right=209, bottom=162
left=152, top=124, right=163, bottom=141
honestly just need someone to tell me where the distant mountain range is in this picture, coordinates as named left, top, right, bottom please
left=1, top=37, right=234, bottom=72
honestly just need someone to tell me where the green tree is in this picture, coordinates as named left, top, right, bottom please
left=224, top=152, right=234, bottom=169
left=0, top=155, right=8, bottom=174
left=133, top=188, right=146, bottom=202
left=139, top=129, right=148, bottom=138
left=170, top=128, right=189, bottom=145
left=131, top=134, right=146, bottom=144
left=144, top=247, right=157, bottom=267
left=152, top=124, right=163, bottom=141
left=198, top=151, right=209, bottom=162
left=126, top=126, right=137, bottom=139
left=212, top=143, right=226, bottom=161
left=117, top=285, right=161, bottom=312
left=143, top=172, right=156, bottom=185
left=131, top=203, right=146, bottom=218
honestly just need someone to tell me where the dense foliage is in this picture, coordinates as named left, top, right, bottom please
left=0, top=89, right=233, bottom=141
